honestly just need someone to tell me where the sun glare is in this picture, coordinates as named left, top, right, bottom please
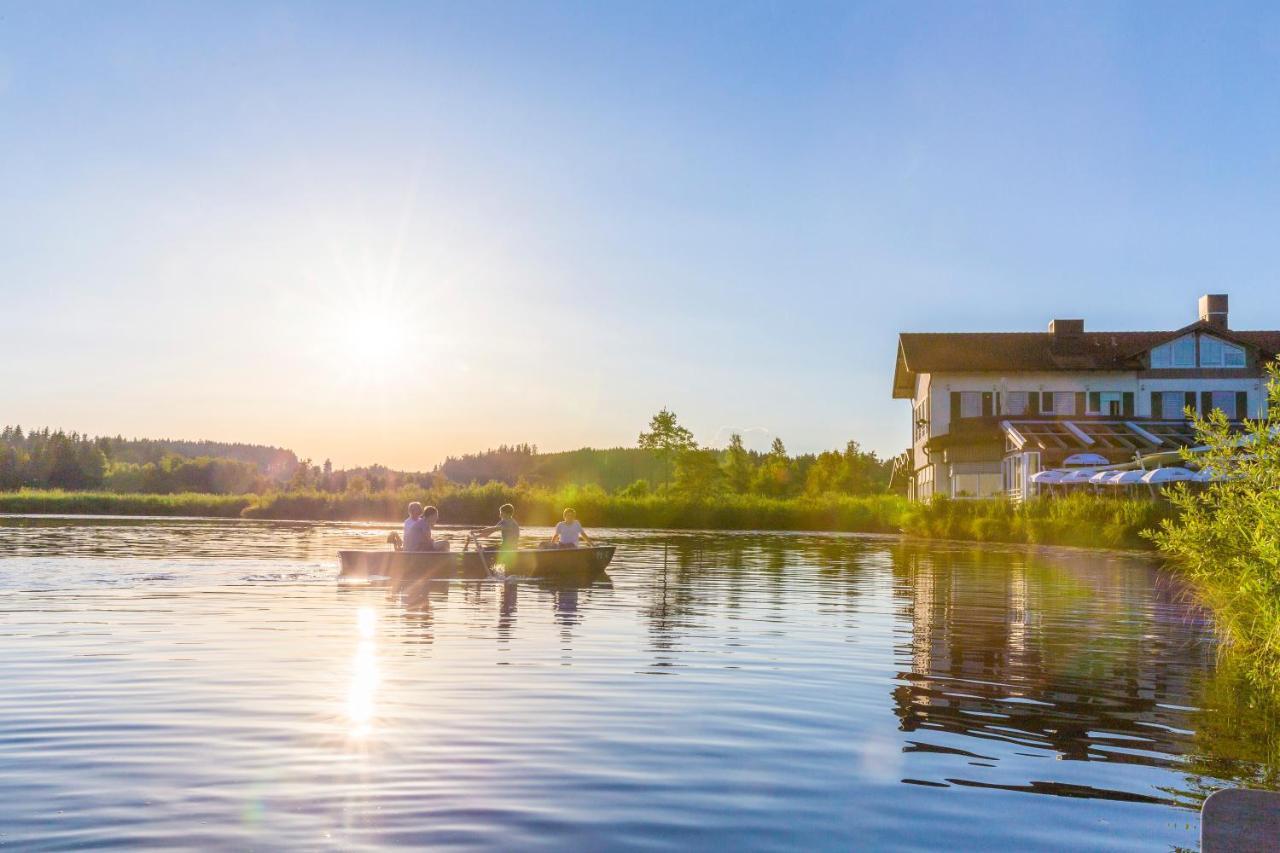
left=329, top=299, right=412, bottom=381
left=347, top=606, right=380, bottom=739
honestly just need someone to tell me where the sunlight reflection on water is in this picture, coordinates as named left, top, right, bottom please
left=348, top=607, right=379, bottom=740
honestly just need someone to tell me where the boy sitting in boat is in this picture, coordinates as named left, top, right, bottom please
left=472, top=503, right=520, bottom=556
left=547, top=508, right=593, bottom=549
left=404, top=502, right=450, bottom=552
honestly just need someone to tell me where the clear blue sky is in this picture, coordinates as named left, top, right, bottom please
left=3, top=1, right=1280, bottom=469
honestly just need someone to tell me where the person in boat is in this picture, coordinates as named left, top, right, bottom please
left=547, top=507, right=593, bottom=549
left=472, top=503, right=519, bottom=556
left=404, top=502, right=449, bottom=552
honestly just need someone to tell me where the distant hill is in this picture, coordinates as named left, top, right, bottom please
left=101, top=435, right=298, bottom=478
left=0, top=426, right=299, bottom=493
left=440, top=444, right=665, bottom=491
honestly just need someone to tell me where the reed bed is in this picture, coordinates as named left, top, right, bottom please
left=0, top=489, right=253, bottom=517
left=900, top=493, right=1173, bottom=550
left=0, top=485, right=910, bottom=532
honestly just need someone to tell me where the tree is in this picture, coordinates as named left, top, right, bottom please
left=288, top=458, right=316, bottom=490
left=638, top=408, right=697, bottom=490
left=752, top=437, right=794, bottom=497
left=674, top=449, right=725, bottom=496
left=74, top=443, right=107, bottom=489
left=45, top=433, right=88, bottom=489
left=618, top=479, right=651, bottom=498
left=804, top=440, right=890, bottom=496
left=0, top=446, right=20, bottom=490
left=721, top=433, right=754, bottom=494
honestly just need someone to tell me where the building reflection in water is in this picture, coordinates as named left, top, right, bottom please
left=890, top=542, right=1226, bottom=801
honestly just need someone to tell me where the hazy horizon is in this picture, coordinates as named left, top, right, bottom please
left=5, top=2, right=1280, bottom=470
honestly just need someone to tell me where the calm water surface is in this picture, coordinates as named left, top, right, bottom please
left=1, top=516, right=1277, bottom=851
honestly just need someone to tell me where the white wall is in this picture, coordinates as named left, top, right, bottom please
left=927, top=371, right=1136, bottom=439
left=1137, top=377, right=1265, bottom=417
left=925, top=371, right=1266, bottom=429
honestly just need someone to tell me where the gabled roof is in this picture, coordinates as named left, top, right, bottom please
left=892, top=321, right=1280, bottom=398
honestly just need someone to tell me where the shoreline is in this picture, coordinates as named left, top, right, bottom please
left=0, top=505, right=1159, bottom=554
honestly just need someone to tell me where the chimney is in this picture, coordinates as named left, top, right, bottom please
left=1048, top=318, right=1086, bottom=357
left=1198, top=294, right=1229, bottom=329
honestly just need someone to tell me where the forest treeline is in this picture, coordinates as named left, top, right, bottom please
left=0, top=410, right=895, bottom=499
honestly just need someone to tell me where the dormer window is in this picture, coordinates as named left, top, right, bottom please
left=1199, top=335, right=1246, bottom=367
left=1149, top=333, right=1246, bottom=368
left=1150, top=335, right=1196, bottom=368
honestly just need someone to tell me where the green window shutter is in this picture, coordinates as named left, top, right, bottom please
left=1236, top=391, right=1249, bottom=420
left=1201, top=391, right=1213, bottom=416
left=1088, top=392, right=1101, bottom=413
left=1185, top=392, right=1197, bottom=417
left=1151, top=391, right=1162, bottom=417
left=950, top=392, right=961, bottom=423
left=1028, top=393, right=1039, bottom=415
left=982, top=392, right=993, bottom=417
left=1122, top=392, right=1135, bottom=417
left=1075, top=392, right=1086, bottom=416
left=1042, top=391, right=1054, bottom=413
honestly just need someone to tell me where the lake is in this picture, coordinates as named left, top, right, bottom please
left=1, top=516, right=1276, bottom=851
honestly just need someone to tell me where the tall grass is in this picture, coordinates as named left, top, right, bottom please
left=900, top=493, right=1173, bottom=550
left=242, top=484, right=912, bottom=532
left=0, top=489, right=253, bottom=517
left=0, top=485, right=911, bottom=532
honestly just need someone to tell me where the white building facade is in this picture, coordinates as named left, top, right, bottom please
left=892, top=295, right=1277, bottom=501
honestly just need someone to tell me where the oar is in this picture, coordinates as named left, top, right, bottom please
left=469, top=532, right=508, bottom=583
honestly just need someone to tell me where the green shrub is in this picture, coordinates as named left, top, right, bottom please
left=1149, top=363, right=1280, bottom=692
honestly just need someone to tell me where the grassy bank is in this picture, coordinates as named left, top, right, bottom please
left=901, top=493, right=1174, bottom=550
left=0, top=486, right=910, bottom=532
left=0, top=489, right=253, bottom=517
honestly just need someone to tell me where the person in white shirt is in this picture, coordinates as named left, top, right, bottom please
left=548, top=508, right=593, bottom=549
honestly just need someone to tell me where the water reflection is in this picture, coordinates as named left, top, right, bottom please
left=4, top=520, right=1280, bottom=851
left=888, top=542, right=1223, bottom=805
left=346, top=606, right=379, bottom=739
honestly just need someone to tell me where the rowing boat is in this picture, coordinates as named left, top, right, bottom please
left=338, top=545, right=615, bottom=583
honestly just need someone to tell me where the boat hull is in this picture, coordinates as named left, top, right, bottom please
left=338, top=545, right=615, bottom=582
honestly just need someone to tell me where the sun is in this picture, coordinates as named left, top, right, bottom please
left=314, top=293, right=415, bottom=385
left=336, top=301, right=410, bottom=372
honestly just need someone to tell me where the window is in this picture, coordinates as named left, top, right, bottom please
left=913, top=398, right=931, bottom=442
left=1048, top=392, right=1076, bottom=416
left=1150, top=335, right=1196, bottom=368
left=959, top=392, right=983, bottom=418
left=1210, top=391, right=1240, bottom=418
left=1158, top=391, right=1190, bottom=420
left=951, top=472, right=1003, bottom=498
left=1200, top=336, right=1246, bottom=368
left=1005, top=391, right=1029, bottom=416
left=1088, top=391, right=1124, bottom=416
